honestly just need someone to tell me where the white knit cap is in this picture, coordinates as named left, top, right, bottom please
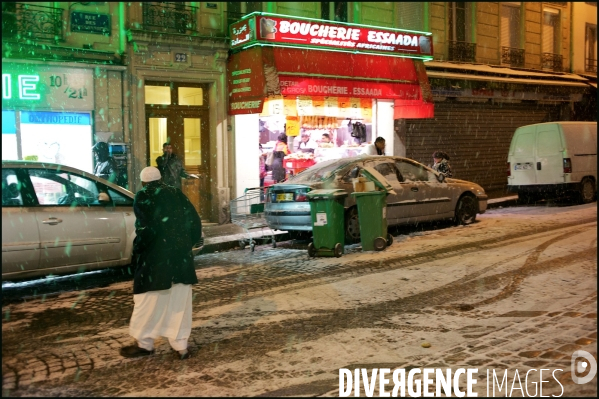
left=140, top=166, right=161, bottom=183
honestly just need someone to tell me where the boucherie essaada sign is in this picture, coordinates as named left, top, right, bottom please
left=230, top=13, right=433, bottom=59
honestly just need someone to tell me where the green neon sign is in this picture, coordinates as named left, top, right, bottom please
left=1, top=63, right=94, bottom=110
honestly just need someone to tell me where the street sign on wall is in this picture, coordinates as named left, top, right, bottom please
left=2, top=63, right=94, bottom=110
left=230, top=13, right=433, bottom=60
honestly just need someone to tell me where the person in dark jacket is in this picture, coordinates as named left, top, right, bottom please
left=271, top=133, right=290, bottom=183
left=120, top=166, right=201, bottom=360
left=155, top=143, right=190, bottom=190
left=92, top=142, right=119, bottom=184
left=431, top=151, right=453, bottom=178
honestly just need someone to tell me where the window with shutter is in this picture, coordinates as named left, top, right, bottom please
left=586, top=24, right=598, bottom=72
left=397, top=2, right=423, bottom=31
left=501, top=4, right=520, bottom=49
left=542, top=8, right=560, bottom=54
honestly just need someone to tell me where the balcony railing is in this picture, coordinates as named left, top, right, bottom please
left=542, top=53, right=563, bottom=72
left=2, top=3, right=64, bottom=42
left=586, top=58, right=597, bottom=73
left=447, top=41, right=477, bottom=62
left=142, top=2, right=198, bottom=34
left=501, top=46, right=525, bottom=68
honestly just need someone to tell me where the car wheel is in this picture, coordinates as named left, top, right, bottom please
left=579, top=177, right=596, bottom=204
left=344, top=207, right=361, bottom=244
left=455, top=194, right=477, bottom=225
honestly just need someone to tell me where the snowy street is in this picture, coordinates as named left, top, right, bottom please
left=2, top=202, right=597, bottom=397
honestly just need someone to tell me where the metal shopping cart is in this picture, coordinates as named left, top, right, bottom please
left=229, top=187, right=277, bottom=252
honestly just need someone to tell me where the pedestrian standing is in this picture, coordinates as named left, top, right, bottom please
left=361, top=136, right=386, bottom=156
left=92, top=142, right=119, bottom=184
left=156, top=143, right=191, bottom=190
left=431, top=151, right=453, bottom=178
left=271, top=133, right=290, bottom=183
left=120, top=166, right=201, bottom=360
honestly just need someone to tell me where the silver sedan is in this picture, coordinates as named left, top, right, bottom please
left=264, top=155, right=488, bottom=243
left=2, top=161, right=203, bottom=280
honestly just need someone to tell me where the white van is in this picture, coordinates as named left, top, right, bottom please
left=507, top=122, right=597, bottom=203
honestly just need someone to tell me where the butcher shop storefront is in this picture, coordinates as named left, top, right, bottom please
left=227, top=12, right=435, bottom=197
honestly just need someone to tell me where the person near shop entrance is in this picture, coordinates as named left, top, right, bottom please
left=361, top=136, right=386, bottom=156
left=120, top=166, right=201, bottom=360
left=156, top=143, right=191, bottom=190
left=92, top=142, right=119, bottom=184
left=431, top=151, right=453, bottom=178
left=271, top=133, right=290, bottom=183
left=297, top=131, right=318, bottom=153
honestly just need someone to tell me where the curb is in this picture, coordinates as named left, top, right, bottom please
left=198, top=197, right=520, bottom=256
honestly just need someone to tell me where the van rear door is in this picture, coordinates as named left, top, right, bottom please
left=509, top=126, right=536, bottom=185
left=535, top=124, right=564, bottom=184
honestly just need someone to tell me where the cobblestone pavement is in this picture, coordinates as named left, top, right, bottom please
left=1, top=204, right=597, bottom=396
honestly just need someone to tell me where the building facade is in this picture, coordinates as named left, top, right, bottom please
left=3, top=2, right=597, bottom=220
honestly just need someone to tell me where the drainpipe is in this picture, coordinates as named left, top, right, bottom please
left=569, top=2, right=574, bottom=73
left=423, top=2, right=429, bottom=32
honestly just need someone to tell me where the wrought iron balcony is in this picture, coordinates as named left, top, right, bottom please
left=2, top=3, right=64, bottom=42
left=542, top=53, right=563, bottom=72
left=586, top=58, right=597, bottom=73
left=501, top=46, right=525, bottom=68
left=447, top=41, right=477, bottom=62
left=142, top=2, right=198, bottom=34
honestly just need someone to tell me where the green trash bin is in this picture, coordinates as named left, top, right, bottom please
left=350, top=191, right=392, bottom=251
left=350, top=167, right=395, bottom=252
left=307, top=189, right=348, bottom=258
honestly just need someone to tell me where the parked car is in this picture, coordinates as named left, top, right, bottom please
left=2, top=161, right=203, bottom=281
left=264, top=155, right=488, bottom=243
left=507, top=121, right=597, bottom=203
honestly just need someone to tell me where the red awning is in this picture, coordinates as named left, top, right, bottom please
left=227, top=46, right=434, bottom=118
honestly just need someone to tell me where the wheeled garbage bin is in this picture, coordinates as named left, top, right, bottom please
left=350, top=167, right=396, bottom=251
left=307, top=189, right=348, bottom=258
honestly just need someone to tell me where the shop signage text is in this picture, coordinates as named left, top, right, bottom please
left=230, top=13, right=433, bottom=59
left=21, top=111, right=91, bottom=125
left=2, top=64, right=94, bottom=110
left=279, top=76, right=420, bottom=100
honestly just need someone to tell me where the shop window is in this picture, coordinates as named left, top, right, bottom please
left=178, top=87, right=204, bottom=106
left=321, top=2, right=348, bottom=22
left=145, top=85, right=171, bottom=105
left=586, top=24, right=597, bottom=72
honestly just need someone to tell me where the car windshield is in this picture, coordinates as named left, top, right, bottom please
left=287, top=158, right=355, bottom=183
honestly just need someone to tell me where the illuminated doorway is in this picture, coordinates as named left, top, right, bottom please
left=145, top=82, right=210, bottom=219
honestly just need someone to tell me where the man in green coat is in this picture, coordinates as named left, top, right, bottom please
left=120, top=166, right=201, bottom=360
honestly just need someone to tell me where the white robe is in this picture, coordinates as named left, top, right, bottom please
left=129, top=283, right=192, bottom=351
